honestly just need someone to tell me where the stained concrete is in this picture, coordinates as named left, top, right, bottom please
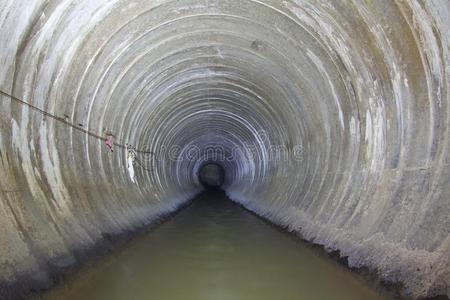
left=0, top=0, right=449, bottom=299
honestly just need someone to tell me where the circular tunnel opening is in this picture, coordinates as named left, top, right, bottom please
left=1, top=1, right=449, bottom=298
left=198, top=163, right=225, bottom=189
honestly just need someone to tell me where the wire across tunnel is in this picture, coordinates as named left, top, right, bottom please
left=0, top=0, right=449, bottom=299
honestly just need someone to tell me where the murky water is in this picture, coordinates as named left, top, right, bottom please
left=37, top=190, right=393, bottom=300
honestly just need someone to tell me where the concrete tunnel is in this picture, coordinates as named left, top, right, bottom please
left=0, top=0, right=449, bottom=299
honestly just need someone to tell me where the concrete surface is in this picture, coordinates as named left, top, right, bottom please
left=0, top=0, right=449, bottom=298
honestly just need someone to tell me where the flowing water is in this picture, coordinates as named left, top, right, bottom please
left=36, top=190, right=393, bottom=300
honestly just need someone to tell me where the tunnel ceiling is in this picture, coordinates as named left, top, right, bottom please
left=0, top=0, right=450, bottom=298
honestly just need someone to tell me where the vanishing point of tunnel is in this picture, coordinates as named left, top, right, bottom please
left=0, top=0, right=449, bottom=299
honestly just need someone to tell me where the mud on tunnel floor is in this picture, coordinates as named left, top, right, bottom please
left=34, top=190, right=396, bottom=300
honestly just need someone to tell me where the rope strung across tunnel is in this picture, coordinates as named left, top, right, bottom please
left=0, top=89, right=153, bottom=155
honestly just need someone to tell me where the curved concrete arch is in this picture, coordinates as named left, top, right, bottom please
left=0, top=0, right=449, bottom=298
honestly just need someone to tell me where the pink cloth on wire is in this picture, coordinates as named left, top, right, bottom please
left=105, top=136, right=114, bottom=152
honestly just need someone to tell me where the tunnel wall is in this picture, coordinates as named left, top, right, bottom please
left=0, top=0, right=449, bottom=298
